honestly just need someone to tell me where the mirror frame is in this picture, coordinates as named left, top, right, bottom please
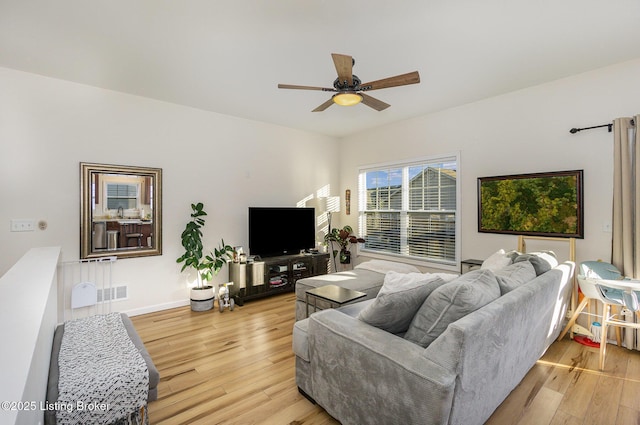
left=80, top=162, right=163, bottom=259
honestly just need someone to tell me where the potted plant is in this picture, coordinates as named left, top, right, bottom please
left=324, top=225, right=365, bottom=265
left=177, top=203, right=234, bottom=311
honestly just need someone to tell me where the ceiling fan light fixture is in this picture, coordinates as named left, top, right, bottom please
left=332, top=92, right=362, bottom=107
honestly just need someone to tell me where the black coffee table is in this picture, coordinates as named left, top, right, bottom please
left=305, top=284, right=367, bottom=318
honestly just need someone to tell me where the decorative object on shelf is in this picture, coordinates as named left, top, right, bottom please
left=324, top=225, right=365, bottom=267
left=345, top=189, right=351, bottom=215
left=176, top=202, right=234, bottom=311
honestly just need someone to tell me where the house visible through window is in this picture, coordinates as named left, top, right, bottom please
left=358, top=153, right=459, bottom=266
left=106, top=183, right=139, bottom=210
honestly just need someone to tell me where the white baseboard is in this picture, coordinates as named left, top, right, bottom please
left=125, top=299, right=189, bottom=317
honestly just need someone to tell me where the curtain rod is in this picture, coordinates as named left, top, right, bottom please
left=569, top=119, right=635, bottom=134
left=569, top=123, right=612, bottom=134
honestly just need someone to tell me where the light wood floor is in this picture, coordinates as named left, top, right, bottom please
left=131, top=293, right=640, bottom=425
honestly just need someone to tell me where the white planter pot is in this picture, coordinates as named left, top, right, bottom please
left=190, top=286, right=215, bottom=311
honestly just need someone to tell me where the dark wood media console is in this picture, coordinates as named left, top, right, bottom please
left=228, top=253, right=330, bottom=304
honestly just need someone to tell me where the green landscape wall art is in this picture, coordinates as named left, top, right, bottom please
left=478, top=170, right=583, bottom=238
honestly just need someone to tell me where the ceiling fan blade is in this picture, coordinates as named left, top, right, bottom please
left=278, top=84, right=335, bottom=91
left=312, top=98, right=334, bottom=112
left=331, top=53, right=353, bottom=86
left=360, top=93, right=390, bottom=111
left=360, top=71, right=420, bottom=91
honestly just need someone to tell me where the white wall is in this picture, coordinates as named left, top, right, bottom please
left=337, top=58, right=640, bottom=269
left=3, top=58, right=640, bottom=313
left=0, top=67, right=340, bottom=314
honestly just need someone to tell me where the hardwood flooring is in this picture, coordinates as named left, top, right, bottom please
left=131, top=293, right=640, bottom=425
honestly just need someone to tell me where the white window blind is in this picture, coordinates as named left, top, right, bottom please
left=358, top=154, right=459, bottom=266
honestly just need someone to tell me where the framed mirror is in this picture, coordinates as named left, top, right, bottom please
left=81, top=162, right=163, bottom=259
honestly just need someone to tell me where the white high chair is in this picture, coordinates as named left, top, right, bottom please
left=558, top=261, right=640, bottom=370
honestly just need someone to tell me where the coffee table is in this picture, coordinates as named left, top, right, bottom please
left=305, top=284, right=367, bottom=318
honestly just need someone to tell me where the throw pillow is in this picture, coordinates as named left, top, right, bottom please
left=504, top=250, right=521, bottom=262
left=514, top=251, right=558, bottom=276
left=480, top=249, right=513, bottom=272
left=494, top=261, right=536, bottom=295
left=404, top=269, right=501, bottom=348
left=431, top=273, right=459, bottom=283
left=358, top=271, right=446, bottom=334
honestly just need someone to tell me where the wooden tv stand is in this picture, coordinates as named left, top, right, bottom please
left=228, top=252, right=330, bottom=304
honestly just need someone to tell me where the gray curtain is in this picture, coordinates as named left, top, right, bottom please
left=612, top=115, right=640, bottom=278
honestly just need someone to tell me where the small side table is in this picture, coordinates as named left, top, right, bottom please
left=305, top=284, right=367, bottom=318
left=460, top=259, right=483, bottom=274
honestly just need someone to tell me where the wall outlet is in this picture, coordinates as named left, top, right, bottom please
left=10, top=219, right=36, bottom=232
left=603, top=221, right=612, bottom=233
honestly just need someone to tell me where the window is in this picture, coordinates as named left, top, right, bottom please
left=106, top=183, right=139, bottom=210
left=358, top=153, right=459, bottom=266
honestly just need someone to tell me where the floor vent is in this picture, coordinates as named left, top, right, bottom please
left=97, top=285, right=128, bottom=302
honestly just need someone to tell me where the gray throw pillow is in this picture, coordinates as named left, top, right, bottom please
left=494, top=261, right=536, bottom=295
left=404, top=269, right=501, bottom=348
left=514, top=251, right=558, bottom=276
left=504, top=250, right=521, bottom=262
left=480, top=249, right=513, bottom=272
left=358, top=272, right=446, bottom=334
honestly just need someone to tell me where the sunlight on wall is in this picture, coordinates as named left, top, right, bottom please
left=297, top=194, right=314, bottom=208
left=316, top=185, right=330, bottom=198
left=298, top=185, right=342, bottom=251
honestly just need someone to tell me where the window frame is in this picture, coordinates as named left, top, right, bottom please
left=357, top=152, right=461, bottom=271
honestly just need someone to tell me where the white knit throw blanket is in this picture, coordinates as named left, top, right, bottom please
left=57, top=313, right=149, bottom=425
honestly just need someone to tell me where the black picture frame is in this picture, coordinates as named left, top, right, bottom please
left=478, top=169, right=584, bottom=239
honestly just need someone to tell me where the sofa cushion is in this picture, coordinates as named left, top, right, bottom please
left=480, top=249, right=513, bottom=272
left=431, top=273, right=460, bottom=283
left=514, top=251, right=558, bottom=276
left=292, top=319, right=310, bottom=362
left=357, top=272, right=446, bottom=334
left=404, top=269, right=501, bottom=348
left=354, top=259, right=421, bottom=274
left=494, top=261, right=537, bottom=295
left=505, top=250, right=521, bottom=262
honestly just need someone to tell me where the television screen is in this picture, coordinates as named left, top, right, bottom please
left=248, top=207, right=316, bottom=257
left=478, top=170, right=584, bottom=238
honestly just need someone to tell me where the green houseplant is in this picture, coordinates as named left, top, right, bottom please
left=177, top=202, right=234, bottom=311
left=324, top=225, right=365, bottom=265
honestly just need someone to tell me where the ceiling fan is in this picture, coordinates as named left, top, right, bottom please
left=278, top=53, right=420, bottom=112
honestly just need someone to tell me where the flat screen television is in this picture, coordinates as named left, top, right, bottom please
left=248, top=207, right=316, bottom=257
left=477, top=169, right=584, bottom=238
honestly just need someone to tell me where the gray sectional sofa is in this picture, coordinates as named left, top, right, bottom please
left=293, top=256, right=575, bottom=425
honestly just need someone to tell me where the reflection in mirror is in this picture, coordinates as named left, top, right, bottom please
left=81, top=162, right=162, bottom=259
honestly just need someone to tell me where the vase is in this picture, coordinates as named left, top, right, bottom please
left=190, top=286, right=215, bottom=311
left=339, top=249, right=351, bottom=264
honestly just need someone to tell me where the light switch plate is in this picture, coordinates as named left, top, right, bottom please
left=10, top=219, right=35, bottom=232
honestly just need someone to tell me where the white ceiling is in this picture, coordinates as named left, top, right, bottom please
left=2, top=0, right=640, bottom=138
